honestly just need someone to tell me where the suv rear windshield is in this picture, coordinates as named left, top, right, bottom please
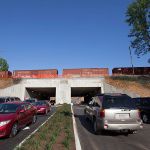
left=102, top=96, right=136, bottom=109
left=141, top=98, right=150, bottom=106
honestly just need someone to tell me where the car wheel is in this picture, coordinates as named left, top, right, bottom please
left=129, top=130, right=137, bottom=134
left=142, top=114, right=148, bottom=123
left=10, top=123, right=18, bottom=137
left=32, top=115, right=37, bottom=124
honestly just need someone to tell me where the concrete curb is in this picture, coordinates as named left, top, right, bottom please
left=14, top=112, right=56, bottom=150
left=71, top=105, right=82, bottom=150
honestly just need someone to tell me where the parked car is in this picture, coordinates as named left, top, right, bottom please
left=24, top=98, right=37, bottom=104
left=132, top=97, right=150, bottom=123
left=84, top=93, right=143, bottom=134
left=33, top=101, right=51, bottom=115
left=0, top=102, right=37, bottom=138
left=0, top=97, right=21, bottom=104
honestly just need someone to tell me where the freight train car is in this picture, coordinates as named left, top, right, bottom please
left=13, top=69, right=58, bottom=78
left=112, top=67, right=150, bottom=75
left=0, top=71, right=12, bottom=78
left=63, top=68, right=109, bottom=77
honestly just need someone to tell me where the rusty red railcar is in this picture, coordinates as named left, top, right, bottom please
left=13, top=69, right=58, bottom=78
left=112, top=67, right=150, bottom=75
left=63, top=68, right=109, bottom=77
left=0, top=71, right=12, bottom=78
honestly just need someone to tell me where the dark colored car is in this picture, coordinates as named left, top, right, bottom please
left=0, top=97, right=21, bottom=104
left=24, top=99, right=37, bottom=104
left=0, top=102, right=37, bottom=138
left=132, top=97, right=150, bottom=123
left=33, top=101, right=51, bottom=115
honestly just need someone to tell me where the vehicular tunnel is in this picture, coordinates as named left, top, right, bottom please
left=71, top=87, right=101, bottom=104
left=25, top=87, right=56, bottom=101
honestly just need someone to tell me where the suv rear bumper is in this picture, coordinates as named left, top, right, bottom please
left=97, top=120, right=143, bottom=131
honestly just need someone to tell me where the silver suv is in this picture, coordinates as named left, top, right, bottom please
left=84, top=93, right=143, bottom=134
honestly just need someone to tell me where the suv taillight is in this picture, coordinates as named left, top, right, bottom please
left=100, top=109, right=105, bottom=118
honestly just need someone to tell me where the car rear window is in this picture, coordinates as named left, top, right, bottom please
left=25, top=100, right=35, bottom=103
left=35, top=101, right=46, bottom=106
left=0, top=98, right=5, bottom=103
left=102, top=96, right=136, bottom=109
left=0, top=103, right=19, bottom=113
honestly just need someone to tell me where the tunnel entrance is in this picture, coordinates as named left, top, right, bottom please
left=25, top=87, right=56, bottom=102
left=71, top=87, right=101, bottom=104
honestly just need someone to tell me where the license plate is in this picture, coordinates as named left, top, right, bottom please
left=115, top=114, right=129, bottom=119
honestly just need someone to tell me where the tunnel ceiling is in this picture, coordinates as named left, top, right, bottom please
left=71, top=87, right=101, bottom=97
left=26, top=87, right=56, bottom=96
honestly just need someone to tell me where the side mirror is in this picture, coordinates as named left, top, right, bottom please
left=20, top=109, right=25, bottom=113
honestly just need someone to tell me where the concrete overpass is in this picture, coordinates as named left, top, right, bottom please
left=0, top=77, right=138, bottom=104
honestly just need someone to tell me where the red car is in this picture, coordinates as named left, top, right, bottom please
left=0, top=102, right=37, bottom=138
left=34, top=101, right=51, bottom=115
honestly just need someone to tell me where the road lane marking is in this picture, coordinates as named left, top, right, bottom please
left=14, top=112, right=56, bottom=150
left=71, top=105, right=82, bottom=150
left=23, top=126, right=30, bottom=130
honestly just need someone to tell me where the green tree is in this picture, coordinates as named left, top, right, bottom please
left=126, top=0, right=150, bottom=59
left=0, top=57, right=9, bottom=71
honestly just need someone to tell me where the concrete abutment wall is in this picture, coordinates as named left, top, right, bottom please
left=0, top=77, right=104, bottom=104
left=0, top=77, right=139, bottom=104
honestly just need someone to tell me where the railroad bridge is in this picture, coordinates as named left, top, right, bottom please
left=0, top=68, right=139, bottom=104
left=0, top=77, right=138, bottom=104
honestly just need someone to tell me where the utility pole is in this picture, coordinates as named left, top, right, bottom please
left=129, top=46, right=134, bottom=75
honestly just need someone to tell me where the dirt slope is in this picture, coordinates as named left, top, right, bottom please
left=105, top=76, right=150, bottom=97
left=0, top=78, right=14, bottom=89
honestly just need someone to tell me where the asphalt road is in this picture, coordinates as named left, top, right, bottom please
left=73, top=105, right=150, bottom=150
left=0, top=107, right=56, bottom=150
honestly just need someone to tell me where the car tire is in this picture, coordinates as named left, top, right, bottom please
left=129, top=130, right=137, bottom=134
left=10, top=123, right=18, bottom=137
left=142, top=114, right=148, bottom=123
left=32, top=115, right=37, bottom=124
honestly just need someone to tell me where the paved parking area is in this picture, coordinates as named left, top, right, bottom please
left=0, top=107, right=56, bottom=150
left=73, top=105, right=150, bottom=150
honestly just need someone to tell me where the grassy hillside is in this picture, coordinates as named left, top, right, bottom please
left=0, top=78, right=21, bottom=89
left=0, top=78, right=13, bottom=89
left=105, top=76, right=150, bottom=97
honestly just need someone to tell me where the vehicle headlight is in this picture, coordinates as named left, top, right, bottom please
left=0, top=120, right=11, bottom=127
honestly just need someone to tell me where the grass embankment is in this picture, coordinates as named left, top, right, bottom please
left=0, top=78, right=21, bottom=89
left=0, top=78, right=13, bottom=89
left=17, top=104, right=75, bottom=150
left=105, top=76, right=150, bottom=97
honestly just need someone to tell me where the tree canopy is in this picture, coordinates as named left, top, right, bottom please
left=126, top=0, right=150, bottom=60
left=0, top=57, right=9, bottom=71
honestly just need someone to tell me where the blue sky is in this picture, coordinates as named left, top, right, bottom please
left=0, top=0, right=149, bottom=74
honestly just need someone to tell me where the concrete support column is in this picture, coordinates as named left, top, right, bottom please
left=56, top=79, right=71, bottom=104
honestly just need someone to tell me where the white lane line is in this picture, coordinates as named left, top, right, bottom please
left=14, top=112, right=56, bottom=150
left=71, top=105, right=82, bottom=150
left=23, top=126, right=30, bottom=130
